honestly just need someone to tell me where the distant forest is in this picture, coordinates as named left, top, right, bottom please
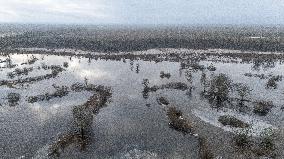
left=0, top=24, right=283, bottom=52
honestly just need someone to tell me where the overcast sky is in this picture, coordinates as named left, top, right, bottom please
left=0, top=0, right=283, bottom=25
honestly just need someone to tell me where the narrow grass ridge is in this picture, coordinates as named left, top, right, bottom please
left=48, top=85, right=112, bottom=157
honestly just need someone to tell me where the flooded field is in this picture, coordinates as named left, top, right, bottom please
left=0, top=48, right=284, bottom=159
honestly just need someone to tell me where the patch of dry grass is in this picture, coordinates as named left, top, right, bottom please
left=167, top=107, right=192, bottom=134
left=253, top=100, right=273, bottom=116
left=218, top=115, right=249, bottom=128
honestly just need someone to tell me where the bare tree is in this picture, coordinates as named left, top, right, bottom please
left=234, top=83, right=251, bottom=106
left=208, top=73, right=232, bottom=107
left=200, top=72, right=208, bottom=93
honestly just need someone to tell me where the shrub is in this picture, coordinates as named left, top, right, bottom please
left=191, top=63, right=205, bottom=71
left=266, top=75, right=282, bottom=89
left=71, top=82, right=86, bottom=92
left=142, top=79, right=150, bottom=99
left=157, top=96, right=170, bottom=105
left=7, top=67, right=33, bottom=79
left=53, top=86, right=69, bottom=98
left=147, top=82, right=188, bottom=92
left=142, top=79, right=149, bottom=88
left=63, top=62, right=69, bottom=68
left=27, top=86, right=69, bottom=103
left=185, top=70, right=193, bottom=83
left=253, top=100, right=273, bottom=116
left=218, top=115, right=249, bottom=128
left=51, top=65, right=64, bottom=77
left=207, top=63, right=216, bottom=71
left=7, top=93, right=20, bottom=106
left=160, top=71, right=171, bottom=79
left=27, top=55, right=38, bottom=64
left=266, top=77, right=277, bottom=89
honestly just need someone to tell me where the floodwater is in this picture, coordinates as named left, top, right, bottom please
left=0, top=50, right=283, bottom=158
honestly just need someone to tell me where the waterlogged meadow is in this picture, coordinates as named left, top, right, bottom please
left=0, top=48, right=284, bottom=158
